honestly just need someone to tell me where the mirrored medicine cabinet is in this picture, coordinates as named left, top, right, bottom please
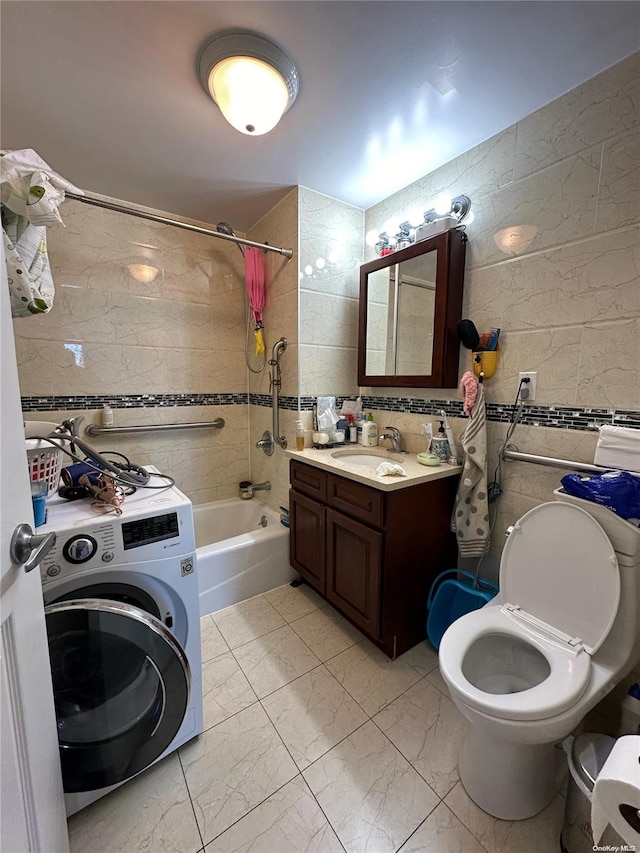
left=357, top=228, right=466, bottom=388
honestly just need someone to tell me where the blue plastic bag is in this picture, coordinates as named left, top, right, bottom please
left=561, top=470, right=640, bottom=521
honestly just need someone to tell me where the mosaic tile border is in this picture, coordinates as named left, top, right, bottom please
left=21, top=393, right=249, bottom=412
left=295, top=395, right=640, bottom=432
left=22, top=393, right=640, bottom=433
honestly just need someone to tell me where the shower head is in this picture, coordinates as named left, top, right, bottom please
left=216, top=222, right=245, bottom=257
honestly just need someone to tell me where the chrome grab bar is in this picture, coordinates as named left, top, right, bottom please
left=502, top=446, right=611, bottom=474
left=85, top=418, right=225, bottom=437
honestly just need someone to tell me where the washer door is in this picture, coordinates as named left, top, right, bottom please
left=45, top=599, right=190, bottom=793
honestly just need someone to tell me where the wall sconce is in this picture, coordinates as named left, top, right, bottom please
left=367, top=195, right=471, bottom=256
left=198, top=31, right=299, bottom=136
left=127, top=263, right=160, bottom=283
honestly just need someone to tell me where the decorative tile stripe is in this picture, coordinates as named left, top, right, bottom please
left=21, top=393, right=250, bottom=412
left=294, top=395, right=640, bottom=432
left=22, top=393, right=640, bottom=433
left=248, top=394, right=301, bottom=411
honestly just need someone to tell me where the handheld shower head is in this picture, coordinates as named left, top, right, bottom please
left=216, top=222, right=245, bottom=257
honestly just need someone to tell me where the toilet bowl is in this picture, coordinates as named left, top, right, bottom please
left=439, top=500, right=639, bottom=821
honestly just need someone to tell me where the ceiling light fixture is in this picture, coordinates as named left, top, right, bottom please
left=198, top=31, right=299, bottom=136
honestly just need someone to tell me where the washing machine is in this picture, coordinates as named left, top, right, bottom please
left=38, top=467, right=203, bottom=816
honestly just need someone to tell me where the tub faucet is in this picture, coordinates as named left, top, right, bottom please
left=239, top=480, right=271, bottom=500
left=378, top=426, right=405, bottom=453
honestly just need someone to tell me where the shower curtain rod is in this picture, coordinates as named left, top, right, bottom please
left=65, top=192, right=293, bottom=260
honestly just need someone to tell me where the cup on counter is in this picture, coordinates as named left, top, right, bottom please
left=330, top=430, right=345, bottom=444
left=31, top=480, right=48, bottom=527
left=312, top=431, right=330, bottom=445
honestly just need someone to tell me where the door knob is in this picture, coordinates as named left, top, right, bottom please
left=10, top=523, right=57, bottom=573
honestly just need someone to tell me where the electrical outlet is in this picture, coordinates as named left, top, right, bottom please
left=518, top=371, right=538, bottom=402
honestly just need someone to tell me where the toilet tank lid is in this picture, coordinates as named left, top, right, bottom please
left=500, top=502, right=620, bottom=655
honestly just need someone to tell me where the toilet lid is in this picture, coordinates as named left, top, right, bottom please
left=500, top=502, right=619, bottom=654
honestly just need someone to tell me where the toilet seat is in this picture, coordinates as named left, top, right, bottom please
left=439, top=606, right=592, bottom=720
left=500, top=502, right=619, bottom=655
left=439, top=502, right=620, bottom=722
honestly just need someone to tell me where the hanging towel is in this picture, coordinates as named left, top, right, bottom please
left=0, top=149, right=82, bottom=317
left=244, top=246, right=265, bottom=354
left=451, top=383, right=490, bottom=558
left=459, top=370, right=478, bottom=417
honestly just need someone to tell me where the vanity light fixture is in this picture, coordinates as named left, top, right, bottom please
left=370, top=195, right=471, bottom=256
left=198, top=31, right=299, bottom=136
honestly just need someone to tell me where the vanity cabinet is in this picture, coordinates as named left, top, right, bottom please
left=289, top=459, right=458, bottom=658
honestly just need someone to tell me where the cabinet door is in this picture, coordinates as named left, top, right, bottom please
left=326, top=509, right=382, bottom=637
left=290, top=490, right=326, bottom=593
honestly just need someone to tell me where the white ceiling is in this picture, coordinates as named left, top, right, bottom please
left=2, top=1, right=638, bottom=231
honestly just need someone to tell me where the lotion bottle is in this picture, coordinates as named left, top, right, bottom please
left=101, top=403, right=115, bottom=428
left=361, top=420, right=378, bottom=447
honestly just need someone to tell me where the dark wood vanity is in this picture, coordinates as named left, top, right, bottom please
left=289, top=459, right=459, bottom=658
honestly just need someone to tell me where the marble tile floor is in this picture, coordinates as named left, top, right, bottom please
left=68, top=582, right=565, bottom=853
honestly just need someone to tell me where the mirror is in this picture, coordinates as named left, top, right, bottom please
left=358, top=229, right=466, bottom=387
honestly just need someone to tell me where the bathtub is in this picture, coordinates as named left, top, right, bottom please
left=194, top=498, right=295, bottom=616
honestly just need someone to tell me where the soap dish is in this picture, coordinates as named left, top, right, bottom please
left=417, top=453, right=441, bottom=466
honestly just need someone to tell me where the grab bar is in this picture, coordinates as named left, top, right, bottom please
left=502, top=446, right=611, bottom=474
left=85, top=418, right=225, bottom=437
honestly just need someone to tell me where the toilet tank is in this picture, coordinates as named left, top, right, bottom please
left=554, top=488, right=640, bottom=669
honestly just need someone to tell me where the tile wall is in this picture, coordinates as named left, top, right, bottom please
left=359, top=51, right=640, bottom=566
left=298, top=186, right=364, bottom=397
left=247, top=189, right=300, bottom=515
left=15, top=198, right=250, bottom=505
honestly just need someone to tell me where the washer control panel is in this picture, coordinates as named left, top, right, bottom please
left=41, top=521, right=118, bottom=584
left=39, top=507, right=192, bottom=586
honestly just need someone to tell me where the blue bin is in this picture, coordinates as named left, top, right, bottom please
left=426, top=569, right=499, bottom=650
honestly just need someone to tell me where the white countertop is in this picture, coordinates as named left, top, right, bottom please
left=286, top=447, right=462, bottom=492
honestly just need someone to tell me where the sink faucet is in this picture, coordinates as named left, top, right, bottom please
left=239, top=480, right=271, bottom=500
left=378, top=426, right=405, bottom=453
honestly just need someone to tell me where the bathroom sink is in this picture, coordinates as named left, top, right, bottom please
left=331, top=451, right=390, bottom=468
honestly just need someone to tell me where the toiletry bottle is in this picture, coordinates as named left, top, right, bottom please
left=356, top=413, right=366, bottom=445
left=295, top=420, right=305, bottom=451
left=361, top=419, right=378, bottom=447
left=348, top=417, right=357, bottom=444
left=101, top=403, right=114, bottom=428
left=431, top=420, right=449, bottom=461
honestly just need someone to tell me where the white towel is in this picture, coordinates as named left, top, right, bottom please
left=451, top=384, right=490, bottom=558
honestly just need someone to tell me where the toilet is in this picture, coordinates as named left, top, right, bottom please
left=439, top=496, right=640, bottom=821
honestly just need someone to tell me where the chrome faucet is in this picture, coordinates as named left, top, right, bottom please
left=378, top=426, right=405, bottom=453
left=239, top=480, right=271, bottom=500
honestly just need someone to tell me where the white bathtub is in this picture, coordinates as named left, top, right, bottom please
left=194, top=499, right=295, bottom=616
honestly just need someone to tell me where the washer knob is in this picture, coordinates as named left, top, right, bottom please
left=64, top=535, right=97, bottom=564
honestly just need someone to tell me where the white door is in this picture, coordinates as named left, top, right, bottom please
left=1, top=250, right=69, bottom=851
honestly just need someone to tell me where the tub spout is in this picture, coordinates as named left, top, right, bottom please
left=239, top=480, right=271, bottom=500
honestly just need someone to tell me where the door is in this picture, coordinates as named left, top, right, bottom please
left=326, top=508, right=382, bottom=637
left=289, top=490, right=326, bottom=593
left=1, top=250, right=69, bottom=851
left=45, top=599, right=190, bottom=793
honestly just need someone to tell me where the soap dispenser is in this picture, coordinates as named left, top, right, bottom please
left=431, top=420, right=449, bottom=461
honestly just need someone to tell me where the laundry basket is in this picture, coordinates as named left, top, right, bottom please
left=426, top=569, right=499, bottom=650
left=24, top=421, right=64, bottom=495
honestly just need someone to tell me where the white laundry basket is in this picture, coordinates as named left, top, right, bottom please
left=24, top=421, right=64, bottom=494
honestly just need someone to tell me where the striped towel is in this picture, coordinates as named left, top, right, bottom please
left=451, top=384, right=490, bottom=558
